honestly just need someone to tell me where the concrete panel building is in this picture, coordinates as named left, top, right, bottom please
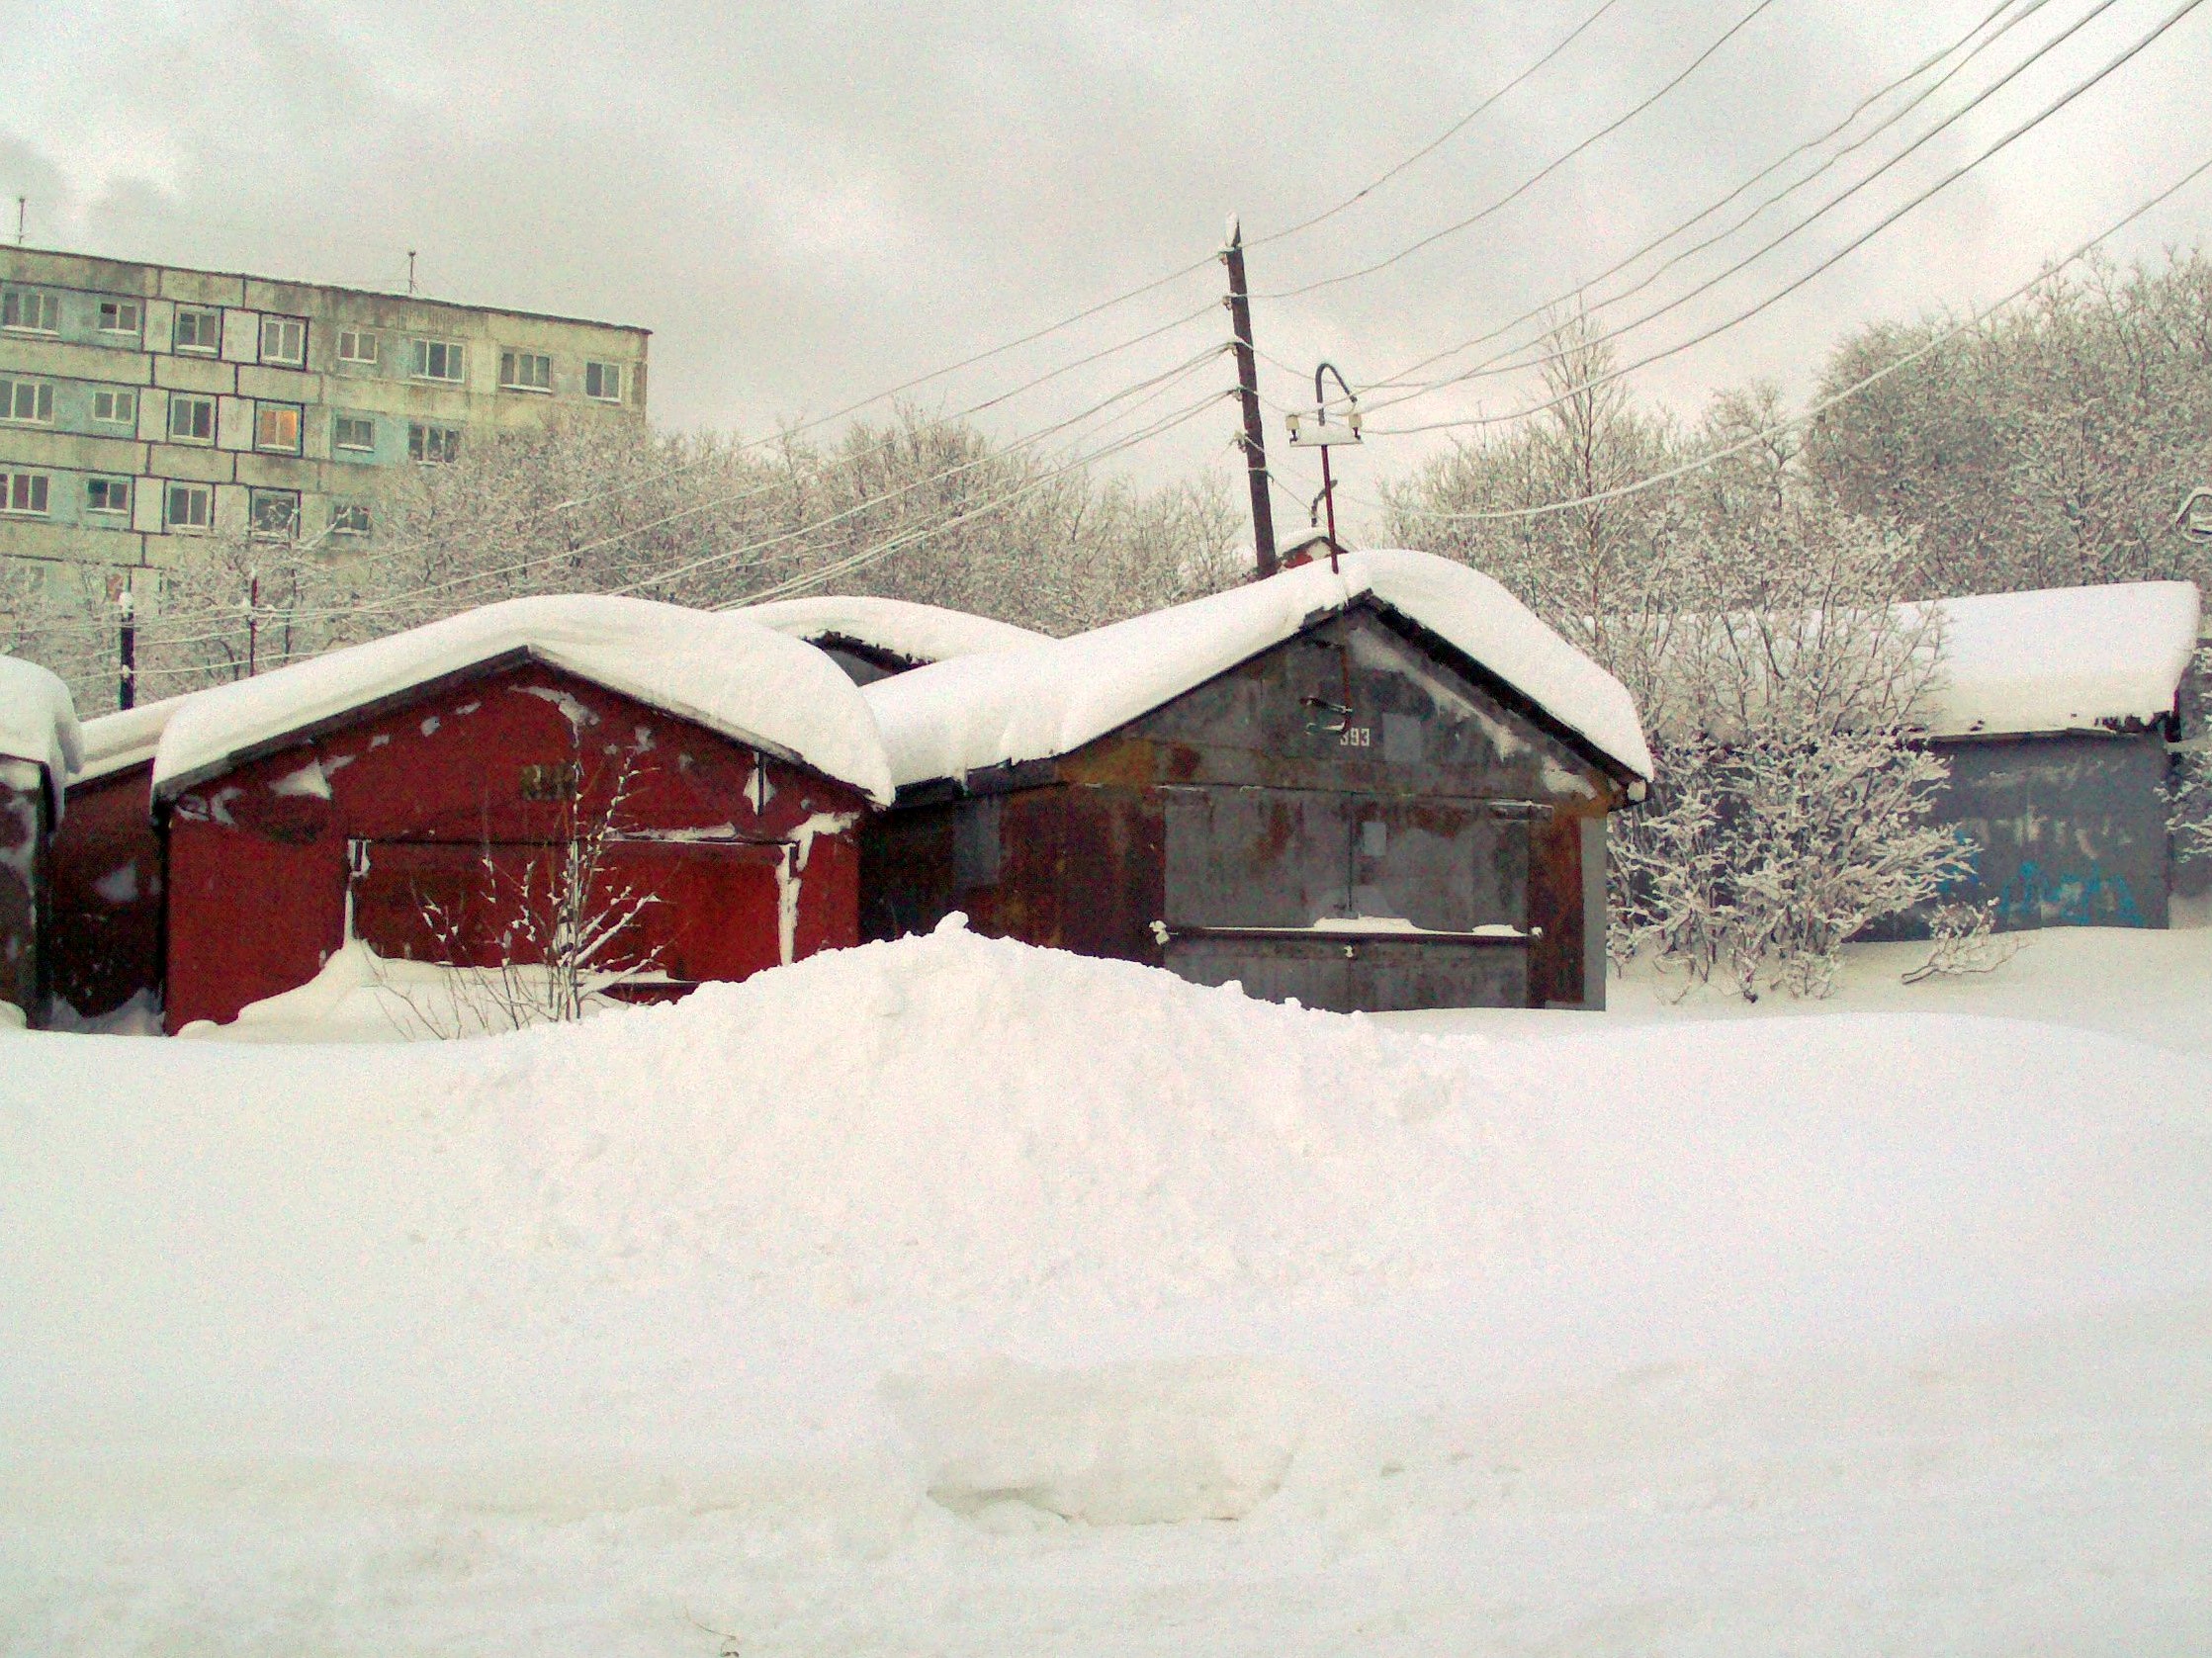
left=0, top=246, right=648, bottom=573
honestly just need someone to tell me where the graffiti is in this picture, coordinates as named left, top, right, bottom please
left=1993, top=859, right=2145, bottom=929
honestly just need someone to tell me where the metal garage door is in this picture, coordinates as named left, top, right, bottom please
left=1157, top=786, right=1532, bottom=1012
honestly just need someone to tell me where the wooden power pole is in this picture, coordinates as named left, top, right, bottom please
left=1221, top=216, right=1278, bottom=578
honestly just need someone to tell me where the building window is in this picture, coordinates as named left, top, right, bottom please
left=248, top=488, right=299, bottom=539
left=259, top=314, right=307, bottom=366
left=92, top=389, right=138, bottom=425
left=332, top=413, right=377, bottom=453
left=1, top=289, right=60, bottom=333
left=329, top=500, right=373, bottom=537
left=96, top=299, right=142, bottom=334
left=583, top=361, right=623, bottom=402
left=408, top=421, right=461, bottom=464
left=498, top=349, right=552, bottom=392
left=167, top=393, right=217, bottom=444
left=254, top=401, right=303, bottom=454
left=1, top=472, right=50, bottom=515
left=0, top=377, right=54, bottom=424
left=336, top=328, right=379, bottom=366
left=85, top=477, right=132, bottom=515
left=164, top=481, right=213, bottom=531
left=409, top=339, right=466, bottom=383
left=173, top=306, right=221, bottom=355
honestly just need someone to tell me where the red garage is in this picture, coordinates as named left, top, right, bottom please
left=150, top=596, right=892, bottom=1032
left=46, top=697, right=179, bottom=1026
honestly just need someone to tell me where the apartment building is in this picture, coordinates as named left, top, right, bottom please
left=0, top=246, right=649, bottom=570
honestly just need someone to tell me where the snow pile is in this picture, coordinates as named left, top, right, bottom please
left=867, top=550, right=1653, bottom=788
left=0, top=652, right=82, bottom=810
left=736, top=594, right=1049, bottom=665
left=152, top=594, right=894, bottom=802
left=1915, top=579, right=2201, bottom=737
left=72, top=693, right=184, bottom=784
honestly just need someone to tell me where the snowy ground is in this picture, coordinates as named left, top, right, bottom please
left=4, top=922, right=2209, bottom=1655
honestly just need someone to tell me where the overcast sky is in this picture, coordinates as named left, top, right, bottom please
left=4, top=0, right=2207, bottom=533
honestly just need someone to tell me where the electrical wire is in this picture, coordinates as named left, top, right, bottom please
left=1367, top=0, right=2132, bottom=415
left=1256, top=0, right=1793, bottom=301
left=1368, top=0, right=2207, bottom=435
left=1386, top=144, right=2212, bottom=521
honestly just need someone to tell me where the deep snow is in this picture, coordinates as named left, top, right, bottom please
left=4, top=921, right=2210, bottom=1653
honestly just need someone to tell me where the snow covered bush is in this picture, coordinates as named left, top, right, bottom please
left=1386, top=325, right=1968, bottom=997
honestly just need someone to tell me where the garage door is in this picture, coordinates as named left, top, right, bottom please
left=1157, top=787, right=1533, bottom=1012
left=347, top=837, right=790, bottom=986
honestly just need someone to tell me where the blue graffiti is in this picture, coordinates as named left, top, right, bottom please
left=1993, top=859, right=2146, bottom=929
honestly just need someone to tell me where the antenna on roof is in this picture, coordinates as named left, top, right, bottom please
left=406, top=250, right=417, bottom=296
left=14, top=198, right=24, bottom=247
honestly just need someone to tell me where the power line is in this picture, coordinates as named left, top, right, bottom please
left=1256, top=0, right=1794, bottom=302
left=1368, top=0, right=2129, bottom=416
left=1385, top=144, right=2212, bottom=522
left=1369, top=0, right=2206, bottom=435
left=1364, top=0, right=2050, bottom=395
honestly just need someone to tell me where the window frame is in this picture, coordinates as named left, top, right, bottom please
left=332, top=413, right=377, bottom=454
left=0, top=471, right=51, bottom=516
left=258, top=314, right=308, bottom=367
left=167, top=393, right=218, bottom=445
left=172, top=305, right=221, bottom=356
left=0, top=377, right=55, bottom=425
left=91, top=388, right=138, bottom=426
left=163, top=480, right=214, bottom=533
left=247, top=487, right=301, bottom=540
left=96, top=299, right=142, bottom=335
left=407, top=420, right=462, bottom=464
left=328, top=500, right=373, bottom=538
left=253, top=401, right=305, bottom=455
left=583, top=360, right=624, bottom=403
left=498, top=348, right=553, bottom=393
left=1, top=289, right=60, bottom=334
left=84, top=477, right=132, bottom=516
left=409, top=338, right=467, bottom=384
left=336, top=328, right=380, bottom=367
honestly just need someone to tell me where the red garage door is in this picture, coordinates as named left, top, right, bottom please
left=348, top=838, right=790, bottom=985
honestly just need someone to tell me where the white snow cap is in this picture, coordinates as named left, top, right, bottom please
left=152, top=595, right=894, bottom=804
left=0, top=654, right=83, bottom=815
left=866, top=549, right=1654, bottom=788
left=1917, top=581, right=2201, bottom=738
left=736, top=594, right=1048, bottom=667
left=75, top=695, right=187, bottom=785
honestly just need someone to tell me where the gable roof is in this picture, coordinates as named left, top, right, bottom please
left=152, top=595, right=894, bottom=804
left=864, top=550, right=1654, bottom=790
left=0, top=654, right=82, bottom=819
left=734, top=595, right=1049, bottom=668
left=1913, top=580, right=2201, bottom=738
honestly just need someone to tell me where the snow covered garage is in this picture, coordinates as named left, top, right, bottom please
left=45, top=697, right=179, bottom=1024
left=737, top=594, right=1048, bottom=684
left=0, top=654, right=82, bottom=1026
left=861, top=550, right=1653, bottom=1012
left=152, top=597, right=892, bottom=1032
left=1909, top=580, right=2201, bottom=932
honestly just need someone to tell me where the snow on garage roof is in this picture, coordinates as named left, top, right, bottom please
left=0, top=654, right=83, bottom=816
left=1916, top=581, right=2202, bottom=738
left=865, top=549, right=1654, bottom=789
left=75, top=694, right=187, bottom=785
left=734, top=595, right=1049, bottom=666
left=152, top=595, right=894, bottom=804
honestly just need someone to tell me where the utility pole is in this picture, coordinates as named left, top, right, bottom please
left=116, top=584, right=136, bottom=711
left=1221, top=215, right=1277, bottom=578
left=243, top=572, right=260, bottom=678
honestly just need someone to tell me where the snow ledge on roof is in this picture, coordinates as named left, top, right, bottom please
left=734, top=595, right=1050, bottom=666
left=864, top=550, right=1654, bottom=789
left=1916, top=581, right=2201, bottom=738
left=75, top=695, right=187, bottom=786
left=0, top=654, right=82, bottom=818
left=151, top=595, right=894, bottom=804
